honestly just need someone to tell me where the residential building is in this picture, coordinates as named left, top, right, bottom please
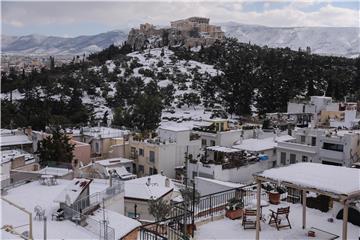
left=124, top=174, right=181, bottom=221
left=128, top=126, right=201, bottom=178
left=71, top=127, right=129, bottom=159
left=276, top=128, right=360, bottom=167
left=193, top=119, right=243, bottom=149
left=93, top=157, right=136, bottom=180
left=0, top=129, right=33, bottom=152
left=187, top=146, right=266, bottom=184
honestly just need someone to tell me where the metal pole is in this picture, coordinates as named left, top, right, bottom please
left=342, top=200, right=348, bottom=240
left=302, top=190, right=307, bottom=229
left=43, top=216, right=47, bottom=240
left=191, top=180, right=195, bottom=238
left=255, top=180, right=261, bottom=240
left=134, top=204, right=137, bottom=219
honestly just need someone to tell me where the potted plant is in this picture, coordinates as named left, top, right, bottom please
left=262, top=183, right=287, bottom=205
left=225, top=197, right=244, bottom=220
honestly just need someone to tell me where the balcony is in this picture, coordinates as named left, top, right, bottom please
left=319, top=149, right=343, bottom=160
left=277, top=142, right=317, bottom=154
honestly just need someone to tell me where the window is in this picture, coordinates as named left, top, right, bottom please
left=290, top=154, right=296, bottom=164
left=95, top=142, right=100, bottom=153
left=149, top=167, right=153, bottom=175
left=201, top=139, right=207, bottom=147
left=127, top=212, right=140, bottom=218
left=210, top=140, right=216, bottom=146
left=311, top=137, right=316, bottom=146
left=302, top=156, right=308, bottom=162
left=280, top=152, right=286, bottom=165
left=139, top=148, right=144, bottom=156
left=138, top=165, right=144, bottom=173
left=300, top=136, right=305, bottom=144
left=126, top=167, right=131, bottom=172
left=323, top=142, right=344, bottom=152
left=149, top=151, right=155, bottom=162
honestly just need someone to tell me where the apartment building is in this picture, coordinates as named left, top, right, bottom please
left=193, top=119, right=243, bottom=149
left=277, top=128, right=360, bottom=167
left=127, top=126, right=201, bottom=178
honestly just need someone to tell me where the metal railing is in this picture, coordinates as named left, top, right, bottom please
left=63, top=205, right=115, bottom=240
left=72, top=181, right=124, bottom=213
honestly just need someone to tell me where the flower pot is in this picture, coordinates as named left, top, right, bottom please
left=225, top=208, right=243, bottom=220
left=268, top=191, right=281, bottom=204
left=186, top=223, right=196, bottom=235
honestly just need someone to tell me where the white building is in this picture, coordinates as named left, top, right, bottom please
left=276, top=128, right=360, bottom=167
left=287, top=96, right=338, bottom=126
left=93, top=157, right=136, bottom=180
left=124, top=174, right=181, bottom=221
left=128, top=126, right=201, bottom=178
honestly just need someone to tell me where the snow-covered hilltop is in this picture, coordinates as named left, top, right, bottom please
left=219, top=22, right=360, bottom=58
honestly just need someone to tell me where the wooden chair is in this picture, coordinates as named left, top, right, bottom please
left=268, top=206, right=292, bottom=230
left=242, top=209, right=261, bottom=230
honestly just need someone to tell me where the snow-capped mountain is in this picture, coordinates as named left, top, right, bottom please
left=219, top=22, right=360, bottom=58
left=1, top=30, right=127, bottom=55
left=2, top=23, right=359, bottom=57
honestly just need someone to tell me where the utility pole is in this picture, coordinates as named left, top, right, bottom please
left=43, top=216, right=47, bottom=240
left=183, top=146, right=189, bottom=237
left=102, top=198, right=107, bottom=240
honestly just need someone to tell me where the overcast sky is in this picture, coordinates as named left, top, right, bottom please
left=2, top=1, right=359, bottom=37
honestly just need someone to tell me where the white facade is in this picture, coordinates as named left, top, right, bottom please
left=276, top=128, right=360, bottom=167
left=188, top=160, right=273, bottom=184
left=129, top=128, right=201, bottom=178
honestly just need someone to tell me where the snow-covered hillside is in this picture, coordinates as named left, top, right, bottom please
left=1, top=47, right=227, bottom=127
left=220, top=22, right=360, bottom=58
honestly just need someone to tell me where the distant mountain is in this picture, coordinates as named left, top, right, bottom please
left=2, top=23, right=360, bottom=57
left=218, top=22, right=360, bottom=58
left=1, top=30, right=127, bottom=55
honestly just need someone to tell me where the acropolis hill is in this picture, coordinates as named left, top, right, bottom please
left=127, top=17, right=225, bottom=50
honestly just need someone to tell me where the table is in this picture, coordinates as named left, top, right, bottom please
left=40, top=175, right=55, bottom=186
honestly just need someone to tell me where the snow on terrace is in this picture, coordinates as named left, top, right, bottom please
left=1, top=179, right=103, bottom=240
left=196, top=202, right=360, bottom=239
left=233, top=135, right=295, bottom=152
left=257, top=162, right=360, bottom=196
left=124, top=174, right=174, bottom=200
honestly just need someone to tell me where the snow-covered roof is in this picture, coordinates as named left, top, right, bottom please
left=233, top=135, right=295, bottom=152
left=95, top=157, right=133, bottom=167
left=256, top=163, right=360, bottom=196
left=71, top=127, right=128, bottom=138
left=54, top=178, right=92, bottom=205
left=158, top=125, right=191, bottom=132
left=92, top=209, right=141, bottom=239
left=1, top=179, right=99, bottom=239
left=0, top=134, right=32, bottom=147
left=206, top=146, right=242, bottom=153
left=1, top=149, right=35, bottom=164
left=125, top=174, right=174, bottom=200
left=196, top=177, right=244, bottom=188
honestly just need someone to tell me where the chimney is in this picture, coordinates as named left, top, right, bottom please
left=25, top=126, right=32, bottom=140
left=165, top=178, right=170, bottom=188
left=146, top=177, right=151, bottom=186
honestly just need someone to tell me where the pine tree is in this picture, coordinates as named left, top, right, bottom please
left=36, top=127, right=75, bottom=167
